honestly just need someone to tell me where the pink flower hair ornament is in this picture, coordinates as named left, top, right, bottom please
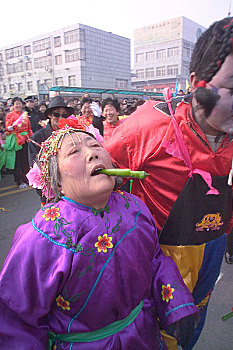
left=26, top=121, right=101, bottom=200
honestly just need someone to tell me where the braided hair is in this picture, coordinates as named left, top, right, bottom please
left=190, top=17, right=233, bottom=117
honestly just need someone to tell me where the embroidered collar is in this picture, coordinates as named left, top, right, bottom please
left=61, top=196, right=110, bottom=217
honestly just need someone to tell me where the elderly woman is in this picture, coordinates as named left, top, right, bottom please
left=0, top=121, right=198, bottom=349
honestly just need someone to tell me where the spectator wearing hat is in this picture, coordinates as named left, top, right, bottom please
left=24, top=96, right=42, bottom=133
left=28, top=95, right=74, bottom=205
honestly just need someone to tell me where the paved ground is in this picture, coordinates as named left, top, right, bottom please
left=0, top=174, right=233, bottom=349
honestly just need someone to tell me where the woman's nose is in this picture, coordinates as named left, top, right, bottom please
left=86, top=148, right=99, bottom=162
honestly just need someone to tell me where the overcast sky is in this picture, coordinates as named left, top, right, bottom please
left=1, top=0, right=231, bottom=56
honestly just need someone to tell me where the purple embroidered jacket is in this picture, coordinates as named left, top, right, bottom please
left=0, top=191, right=197, bottom=349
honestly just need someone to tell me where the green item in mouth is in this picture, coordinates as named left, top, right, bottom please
left=97, top=169, right=149, bottom=179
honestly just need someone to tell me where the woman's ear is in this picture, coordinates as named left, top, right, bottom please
left=190, top=72, right=199, bottom=92
left=57, top=183, right=64, bottom=194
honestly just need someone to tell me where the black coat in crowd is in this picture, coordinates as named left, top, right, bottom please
left=28, top=121, right=53, bottom=167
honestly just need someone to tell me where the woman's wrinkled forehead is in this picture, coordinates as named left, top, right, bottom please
left=59, top=131, right=99, bottom=151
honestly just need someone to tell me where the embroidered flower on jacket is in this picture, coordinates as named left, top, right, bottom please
left=161, top=284, right=175, bottom=302
left=94, top=234, right=113, bottom=253
left=116, top=189, right=124, bottom=195
left=42, top=206, right=60, bottom=221
left=56, top=295, right=71, bottom=311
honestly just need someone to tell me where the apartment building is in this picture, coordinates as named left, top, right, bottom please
left=132, top=17, right=206, bottom=92
left=0, top=24, right=131, bottom=100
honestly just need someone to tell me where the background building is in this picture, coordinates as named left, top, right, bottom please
left=0, top=24, right=131, bottom=100
left=132, top=17, right=206, bottom=92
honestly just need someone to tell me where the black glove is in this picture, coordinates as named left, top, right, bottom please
left=165, top=313, right=200, bottom=348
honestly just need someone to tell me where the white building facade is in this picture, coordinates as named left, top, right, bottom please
left=0, top=24, right=131, bottom=100
left=132, top=17, right=206, bottom=92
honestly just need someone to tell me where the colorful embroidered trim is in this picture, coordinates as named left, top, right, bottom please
left=165, top=303, right=195, bottom=318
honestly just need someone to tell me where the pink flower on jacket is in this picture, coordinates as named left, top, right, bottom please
left=26, top=162, right=42, bottom=189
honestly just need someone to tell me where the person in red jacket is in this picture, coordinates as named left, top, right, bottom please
left=5, top=97, right=33, bottom=189
left=105, top=17, right=233, bottom=349
left=102, top=98, right=124, bottom=141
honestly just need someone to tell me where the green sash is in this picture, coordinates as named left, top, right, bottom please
left=0, top=134, right=22, bottom=174
left=48, top=300, right=144, bottom=349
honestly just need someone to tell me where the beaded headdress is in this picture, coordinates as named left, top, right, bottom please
left=27, top=117, right=102, bottom=199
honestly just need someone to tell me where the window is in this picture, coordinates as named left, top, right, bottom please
left=156, top=66, right=165, bottom=76
left=136, top=53, right=144, bottom=63
left=3, top=85, right=7, bottom=93
left=27, top=81, right=33, bottom=91
left=54, top=36, right=61, bottom=47
left=136, top=69, right=144, bottom=79
left=145, top=68, right=154, bottom=78
left=9, top=84, right=14, bottom=91
left=14, top=46, right=22, bottom=57
left=156, top=49, right=166, bottom=59
left=115, top=79, right=128, bottom=88
left=34, top=56, right=52, bottom=69
left=55, top=55, right=62, bottom=65
left=183, top=47, right=189, bottom=58
left=64, top=29, right=84, bottom=44
left=24, top=45, right=31, bottom=55
left=26, top=61, right=32, bottom=70
left=17, top=83, right=23, bottom=92
left=182, top=63, right=189, bottom=76
left=44, top=79, right=52, bottom=88
left=167, top=65, right=178, bottom=75
left=65, top=49, right=85, bottom=62
left=68, top=75, right=76, bottom=86
left=146, top=51, right=154, bottom=61
left=0, top=53, right=3, bottom=61
left=0, top=67, right=4, bottom=75
left=167, top=47, right=179, bottom=57
left=5, top=46, right=22, bottom=59
left=5, top=48, right=14, bottom=59
left=6, top=62, right=23, bottom=74
left=55, top=77, right=63, bottom=86
left=33, top=38, right=51, bottom=52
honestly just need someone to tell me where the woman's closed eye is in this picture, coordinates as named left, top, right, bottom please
left=69, top=147, right=79, bottom=155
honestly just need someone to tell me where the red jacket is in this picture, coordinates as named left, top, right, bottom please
left=103, top=119, right=124, bottom=141
left=105, top=100, right=233, bottom=233
left=5, top=110, right=33, bottom=145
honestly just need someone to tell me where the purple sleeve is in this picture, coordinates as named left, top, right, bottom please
left=0, top=222, right=73, bottom=349
left=151, top=243, right=198, bottom=329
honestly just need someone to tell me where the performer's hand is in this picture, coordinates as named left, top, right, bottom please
left=7, top=126, right=13, bottom=131
left=165, top=312, right=200, bottom=348
left=90, top=102, right=102, bottom=118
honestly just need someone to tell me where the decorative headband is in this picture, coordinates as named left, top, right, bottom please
left=27, top=118, right=103, bottom=199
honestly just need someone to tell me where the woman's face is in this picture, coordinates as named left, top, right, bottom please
left=39, top=105, right=47, bottom=113
left=103, top=104, right=119, bottom=125
left=81, top=102, right=92, bottom=118
left=58, top=132, right=115, bottom=209
left=13, top=100, right=23, bottom=113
